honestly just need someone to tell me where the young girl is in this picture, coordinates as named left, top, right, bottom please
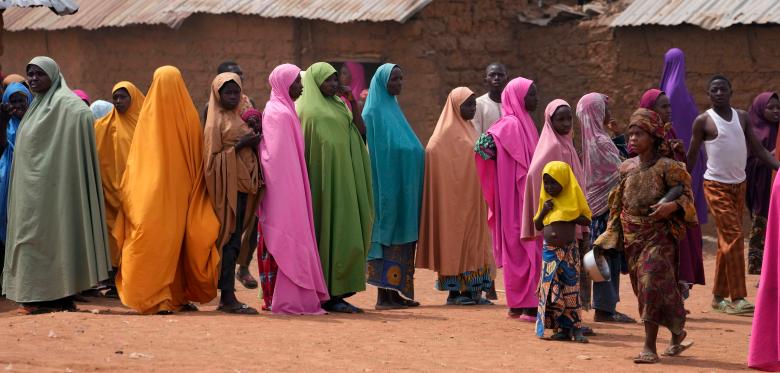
left=534, top=161, right=592, bottom=343
left=595, top=108, right=697, bottom=363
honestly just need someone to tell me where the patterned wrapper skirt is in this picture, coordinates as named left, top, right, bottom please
left=536, top=240, right=582, bottom=337
left=367, top=242, right=417, bottom=300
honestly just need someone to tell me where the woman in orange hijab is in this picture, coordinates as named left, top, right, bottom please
left=203, top=72, right=263, bottom=314
left=417, top=87, right=493, bottom=306
left=93, top=81, right=145, bottom=297
left=115, top=66, right=220, bottom=315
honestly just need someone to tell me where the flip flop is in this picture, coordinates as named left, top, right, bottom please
left=518, top=315, right=536, bottom=323
left=594, top=311, right=636, bottom=323
left=236, top=272, right=258, bottom=290
left=475, top=297, right=494, bottom=305
left=711, top=299, right=730, bottom=313
left=217, top=303, right=259, bottom=315
left=725, top=299, right=754, bottom=316
left=17, top=305, right=58, bottom=315
left=446, top=296, right=476, bottom=306
left=663, top=340, right=694, bottom=356
left=634, top=352, right=660, bottom=364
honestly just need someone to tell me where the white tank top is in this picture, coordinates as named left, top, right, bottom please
left=703, top=108, right=747, bottom=184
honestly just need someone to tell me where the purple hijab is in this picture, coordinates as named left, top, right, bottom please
left=746, top=92, right=779, bottom=217
left=660, top=48, right=707, bottom=224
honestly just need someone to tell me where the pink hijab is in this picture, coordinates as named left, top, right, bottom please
left=577, top=93, right=621, bottom=217
left=344, top=61, right=366, bottom=100
left=259, top=63, right=329, bottom=314
left=475, top=77, right=541, bottom=308
left=521, top=99, right=586, bottom=240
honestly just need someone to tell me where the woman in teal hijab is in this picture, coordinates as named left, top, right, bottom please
left=297, top=62, right=373, bottom=314
left=0, top=82, right=31, bottom=294
left=3, top=56, right=110, bottom=314
left=363, top=64, right=424, bottom=309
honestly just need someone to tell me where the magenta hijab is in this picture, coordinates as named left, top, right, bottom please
left=749, top=92, right=779, bottom=150
left=259, top=63, right=329, bottom=314
left=577, top=93, right=621, bottom=217
left=521, top=99, right=586, bottom=240
left=639, top=88, right=663, bottom=110
left=475, top=77, right=540, bottom=308
left=343, top=61, right=366, bottom=100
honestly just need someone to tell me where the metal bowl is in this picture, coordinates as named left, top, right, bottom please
left=584, top=247, right=611, bottom=282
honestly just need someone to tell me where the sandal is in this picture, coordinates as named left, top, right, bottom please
left=663, top=331, right=694, bottom=357
left=179, top=303, right=199, bottom=312
left=518, top=315, right=536, bottom=323
left=217, top=303, right=259, bottom=315
left=633, top=351, right=660, bottom=364
left=17, top=305, right=58, bottom=315
left=725, top=299, right=754, bottom=316
left=236, top=270, right=258, bottom=290
left=594, top=311, right=636, bottom=323
left=475, top=297, right=493, bottom=305
left=324, top=301, right=362, bottom=314
left=711, top=299, right=730, bottom=313
left=446, top=295, right=476, bottom=306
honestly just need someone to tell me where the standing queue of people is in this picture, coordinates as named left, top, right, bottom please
left=1, top=48, right=780, bottom=366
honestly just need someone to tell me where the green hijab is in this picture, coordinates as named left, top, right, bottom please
left=3, top=56, right=110, bottom=302
left=296, top=62, right=373, bottom=297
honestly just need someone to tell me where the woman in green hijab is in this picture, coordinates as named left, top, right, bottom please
left=2, top=56, right=110, bottom=314
left=297, top=62, right=373, bottom=314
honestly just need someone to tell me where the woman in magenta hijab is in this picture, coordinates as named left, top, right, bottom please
left=258, top=63, right=329, bottom=314
left=748, top=173, right=780, bottom=371
left=639, top=88, right=706, bottom=294
left=475, top=77, right=540, bottom=321
left=659, top=48, right=708, bottom=227
left=746, top=92, right=780, bottom=275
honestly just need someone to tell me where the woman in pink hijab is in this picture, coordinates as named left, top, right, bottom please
left=258, top=63, right=329, bottom=314
left=522, top=99, right=593, bottom=333
left=475, top=77, right=540, bottom=321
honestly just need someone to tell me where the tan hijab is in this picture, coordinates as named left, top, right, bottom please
left=203, top=72, right=262, bottom=249
left=416, top=87, right=492, bottom=275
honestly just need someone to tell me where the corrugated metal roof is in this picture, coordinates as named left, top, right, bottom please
left=611, top=0, right=780, bottom=30
left=2, top=0, right=432, bottom=31
left=0, top=0, right=79, bottom=15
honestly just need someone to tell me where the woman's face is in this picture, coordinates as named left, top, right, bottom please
left=339, top=65, right=352, bottom=86
left=26, top=64, right=51, bottom=94
left=542, top=173, right=563, bottom=197
left=653, top=94, right=672, bottom=124
left=525, top=84, right=538, bottom=112
left=551, top=105, right=573, bottom=135
left=319, top=73, right=339, bottom=97
left=219, top=80, right=241, bottom=110
left=764, top=96, right=780, bottom=123
left=288, top=74, right=303, bottom=100
left=460, top=94, right=477, bottom=120
left=628, top=125, right=654, bottom=155
left=8, top=92, right=29, bottom=118
left=112, top=88, right=131, bottom=114
left=386, top=67, right=403, bottom=96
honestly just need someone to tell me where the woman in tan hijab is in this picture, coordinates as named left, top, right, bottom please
left=204, top=72, right=263, bottom=314
left=417, top=87, right=493, bottom=306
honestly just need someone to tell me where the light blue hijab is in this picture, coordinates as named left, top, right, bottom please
left=363, top=64, right=424, bottom=259
left=0, top=82, right=32, bottom=242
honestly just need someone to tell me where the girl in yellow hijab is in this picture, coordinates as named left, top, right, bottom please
left=533, top=160, right=592, bottom=343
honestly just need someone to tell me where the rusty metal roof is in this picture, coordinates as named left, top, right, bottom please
left=2, top=0, right=432, bottom=31
left=0, top=0, right=79, bottom=15
left=611, top=0, right=780, bottom=30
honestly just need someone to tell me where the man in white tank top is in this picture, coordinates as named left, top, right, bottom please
left=687, top=75, right=780, bottom=316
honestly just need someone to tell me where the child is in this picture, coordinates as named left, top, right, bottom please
left=534, top=161, right=592, bottom=343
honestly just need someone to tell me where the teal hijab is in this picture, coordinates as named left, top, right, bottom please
left=3, top=56, right=110, bottom=302
left=363, top=64, right=424, bottom=259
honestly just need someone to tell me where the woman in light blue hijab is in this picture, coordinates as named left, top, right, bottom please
left=363, top=63, right=424, bottom=309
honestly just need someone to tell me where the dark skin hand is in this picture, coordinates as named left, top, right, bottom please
left=534, top=174, right=591, bottom=247
left=525, top=83, right=539, bottom=113
left=687, top=79, right=780, bottom=172
left=460, top=94, right=477, bottom=120
left=484, top=64, right=507, bottom=103
left=112, top=88, right=131, bottom=114
left=26, top=64, right=52, bottom=94
left=324, top=73, right=366, bottom=136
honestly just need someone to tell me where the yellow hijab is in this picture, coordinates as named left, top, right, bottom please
left=94, top=81, right=145, bottom=266
left=534, top=161, right=592, bottom=225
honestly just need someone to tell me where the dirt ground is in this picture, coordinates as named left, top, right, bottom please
left=0, top=218, right=758, bottom=372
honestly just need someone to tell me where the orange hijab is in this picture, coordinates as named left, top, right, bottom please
left=416, top=87, right=492, bottom=275
left=94, top=81, right=145, bottom=267
left=203, top=72, right=262, bottom=250
left=115, top=66, right=220, bottom=314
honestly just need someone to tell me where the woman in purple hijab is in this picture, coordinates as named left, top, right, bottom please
left=746, top=92, right=780, bottom=274
left=660, top=48, right=708, bottom=227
